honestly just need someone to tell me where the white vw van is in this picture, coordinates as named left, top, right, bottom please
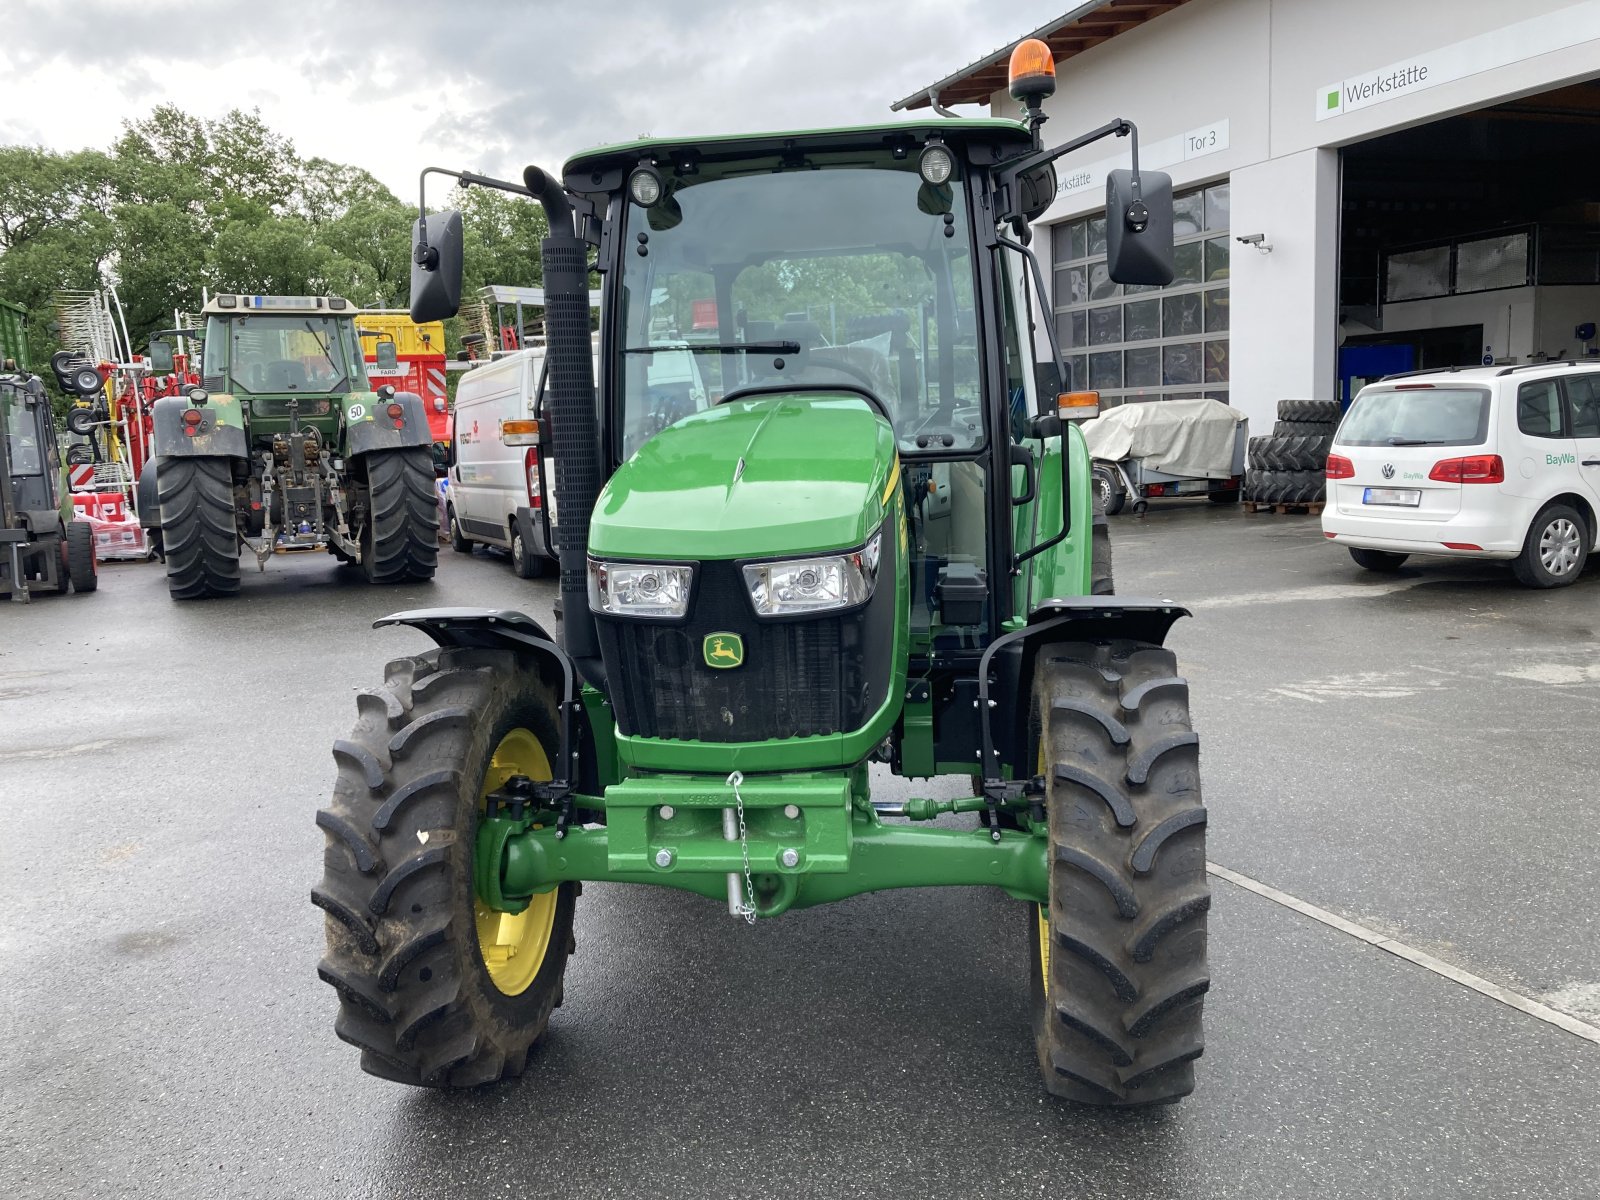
left=1322, top=363, right=1600, bottom=587
left=447, top=350, right=558, bottom=578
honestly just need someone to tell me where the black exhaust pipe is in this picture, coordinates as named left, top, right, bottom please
left=524, top=165, right=604, bottom=686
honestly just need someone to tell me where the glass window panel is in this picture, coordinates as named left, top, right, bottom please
left=1055, top=309, right=1087, bottom=350
left=1204, top=287, right=1230, bottom=333
left=1172, top=241, right=1202, bottom=286
left=1053, top=225, right=1072, bottom=270
left=1204, top=390, right=1229, bottom=403
left=1205, top=236, right=1230, bottom=281
left=1090, top=351, right=1122, bottom=390
left=1089, top=305, right=1121, bottom=345
left=1163, top=342, right=1203, bottom=385
left=1163, top=292, right=1202, bottom=337
left=1173, top=191, right=1204, bottom=237
left=1204, top=182, right=1230, bottom=231
left=1088, top=216, right=1107, bottom=256
left=1088, top=262, right=1119, bottom=301
left=1070, top=221, right=1088, bottom=261
left=1067, top=354, right=1088, bottom=391
left=1063, top=265, right=1088, bottom=305
left=1204, top=339, right=1229, bottom=383
left=1125, top=298, right=1160, bottom=341
left=1125, top=345, right=1161, bottom=387
left=1125, top=281, right=1162, bottom=295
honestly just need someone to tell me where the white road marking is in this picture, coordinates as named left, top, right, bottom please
left=1187, top=580, right=1426, bottom=608
left=1496, top=663, right=1600, bottom=686
left=1266, top=671, right=1444, bottom=703
left=1207, top=861, right=1600, bottom=1046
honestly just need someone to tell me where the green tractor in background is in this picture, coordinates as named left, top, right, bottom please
left=315, top=47, right=1210, bottom=1106
left=139, top=294, right=438, bottom=599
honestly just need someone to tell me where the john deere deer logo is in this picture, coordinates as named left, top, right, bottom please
left=704, top=632, right=744, bottom=669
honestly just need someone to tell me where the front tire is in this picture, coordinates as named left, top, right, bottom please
left=448, top=505, right=472, bottom=554
left=313, top=648, right=578, bottom=1087
left=1030, top=641, right=1209, bottom=1106
left=1511, top=503, right=1588, bottom=588
left=66, top=521, right=98, bottom=592
left=360, top=448, right=439, bottom=584
left=157, top=456, right=241, bottom=600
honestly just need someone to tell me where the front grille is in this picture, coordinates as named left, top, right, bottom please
left=598, top=555, right=893, bottom=743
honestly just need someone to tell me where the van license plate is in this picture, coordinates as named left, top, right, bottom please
left=1363, top=487, right=1421, bottom=507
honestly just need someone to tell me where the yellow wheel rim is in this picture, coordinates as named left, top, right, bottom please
left=1035, top=738, right=1050, bottom=994
left=474, top=727, right=559, bottom=997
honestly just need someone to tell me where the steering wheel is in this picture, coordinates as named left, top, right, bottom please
left=715, top=382, right=893, bottom=426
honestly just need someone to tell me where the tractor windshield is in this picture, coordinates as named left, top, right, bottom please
left=203, top=314, right=370, bottom=396
left=616, top=155, right=981, bottom=459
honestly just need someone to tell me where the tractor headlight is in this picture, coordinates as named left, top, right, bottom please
left=587, top=559, right=694, bottom=619
left=743, top=533, right=881, bottom=617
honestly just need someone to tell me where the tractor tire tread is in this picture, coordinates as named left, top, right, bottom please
left=362, top=448, right=439, bottom=584
left=314, top=648, right=576, bottom=1088
left=1032, top=640, right=1209, bottom=1107
left=157, top=456, right=240, bottom=599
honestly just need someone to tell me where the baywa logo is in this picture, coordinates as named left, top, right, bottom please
left=704, top=632, right=744, bottom=669
left=1381, top=462, right=1396, bottom=480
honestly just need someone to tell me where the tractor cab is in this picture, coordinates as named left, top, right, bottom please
left=318, top=42, right=1212, bottom=1108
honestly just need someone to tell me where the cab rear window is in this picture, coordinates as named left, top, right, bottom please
left=1337, top=387, right=1490, bottom=448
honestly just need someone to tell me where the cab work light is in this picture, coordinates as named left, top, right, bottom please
left=1429, top=454, right=1504, bottom=483
left=918, top=143, right=954, bottom=186
left=628, top=165, right=664, bottom=207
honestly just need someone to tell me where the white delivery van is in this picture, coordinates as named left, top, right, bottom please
left=447, top=350, right=557, bottom=578
left=1322, top=363, right=1600, bottom=587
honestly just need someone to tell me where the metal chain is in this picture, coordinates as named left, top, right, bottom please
left=727, top=770, right=757, bottom=924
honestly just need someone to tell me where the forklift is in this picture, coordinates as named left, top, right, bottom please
left=1, top=365, right=98, bottom=602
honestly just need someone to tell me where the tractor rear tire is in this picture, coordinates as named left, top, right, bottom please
left=1277, top=399, right=1339, bottom=424
left=1029, top=640, right=1209, bottom=1106
left=313, top=647, right=578, bottom=1087
left=1090, top=517, right=1114, bottom=595
left=361, top=448, right=439, bottom=584
left=158, top=456, right=241, bottom=600
left=66, top=521, right=97, bottom=592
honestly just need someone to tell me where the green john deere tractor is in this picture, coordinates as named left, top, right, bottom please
left=139, top=294, right=437, bottom=599
left=315, top=63, right=1210, bottom=1105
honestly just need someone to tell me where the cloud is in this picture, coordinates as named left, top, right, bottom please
left=1, top=0, right=1063, bottom=199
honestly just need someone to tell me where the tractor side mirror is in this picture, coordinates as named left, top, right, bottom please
left=148, top=340, right=175, bottom=374
left=410, top=210, right=464, bottom=323
left=375, top=341, right=399, bottom=372
left=1105, top=169, right=1174, bottom=286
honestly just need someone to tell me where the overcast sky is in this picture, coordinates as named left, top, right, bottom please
left=1, top=0, right=1066, bottom=201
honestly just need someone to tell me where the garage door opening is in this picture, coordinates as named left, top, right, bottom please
left=1339, top=77, right=1600, bottom=403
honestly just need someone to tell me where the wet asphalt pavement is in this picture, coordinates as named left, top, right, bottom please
left=2, top=507, right=1598, bottom=1199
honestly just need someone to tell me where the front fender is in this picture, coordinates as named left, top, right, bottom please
left=152, top=394, right=248, bottom=459
left=344, top=391, right=431, bottom=456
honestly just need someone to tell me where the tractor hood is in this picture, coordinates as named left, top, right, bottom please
left=589, top=393, right=898, bottom=561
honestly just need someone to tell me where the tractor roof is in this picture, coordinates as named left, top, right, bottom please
left=201, top=294, right=355, bottom=316
left=563, top=118, right=1032, bottom=181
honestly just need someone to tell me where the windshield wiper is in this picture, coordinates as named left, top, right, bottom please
left=622, top=341, right=801, bottom=355
left=302, top=320, right=340, bottom=380
left=1385, top=437, right=1439, bottom=445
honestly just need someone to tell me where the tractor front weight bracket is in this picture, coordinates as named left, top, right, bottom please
left=475, top=774, right=1051, bottom=920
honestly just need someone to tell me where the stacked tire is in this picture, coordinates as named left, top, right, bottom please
left=1244, top=400, right=1339, bottom=506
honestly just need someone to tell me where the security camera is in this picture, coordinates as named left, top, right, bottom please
left=1236, top=232, right=1272, bottom=254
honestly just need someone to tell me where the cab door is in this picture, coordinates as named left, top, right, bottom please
left=1562, top=372, right=1600, bottom=543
